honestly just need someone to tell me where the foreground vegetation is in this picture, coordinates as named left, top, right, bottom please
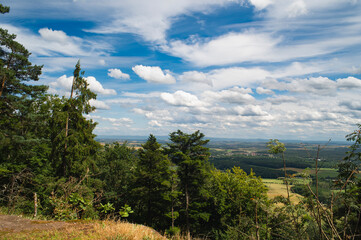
left=0, top=217, right=167, bottom=240
left=1, top=3, right=361, bottom=239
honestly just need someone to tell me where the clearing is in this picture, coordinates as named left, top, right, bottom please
left=0, top=214, right=166, bottom=240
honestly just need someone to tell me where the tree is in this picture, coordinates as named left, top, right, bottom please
left=167, top=130, right=211, bottom=238
left=132, top=134, right=172, bottom=229
left=0, top=4, right=48, bottom=211
left=49, top=61, right=99, bottom=177
left=98, top=142, right=138, bottom=214
left=207, top=167, right=269, bottom=239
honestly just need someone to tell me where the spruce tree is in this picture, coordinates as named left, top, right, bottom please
left=49, top=61, right=99, bottom=177
left=132, top=134, right=172, bottom=229
left=167, top=130, right=211, bottom=237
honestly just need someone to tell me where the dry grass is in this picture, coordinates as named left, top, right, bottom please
left=0, top=220, right=167, bottom=240
left=265, top=182, right=303, bottom=204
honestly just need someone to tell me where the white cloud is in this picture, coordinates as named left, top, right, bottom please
left=122, top=92, right=161, bottom=98
left=89, top=99, right=111, bottom=110
left=82, top=0, right=246, bottom=43
left=106, top=98, right=142, bottom=104
left=179, top=71, right=211, bottom=86
left=2, top=25, right=106, bottom=57
left=85, top=76, right=117, bottom=95
left=38, top=28, right=69, bottom=43
left=208, top=67, right=271, bottom=89
left=164, top=32, right=280, bottom=67
left=340, top=101, right=361, bottom=111
left=202, top=87, right=255, bottom=104
left=256, top=87, right=274, bottom=95
left=249, top=0, right=273, bottom=10
left=336, top=77, right=361, bottom=89
left=90, top=115, right=134, bottom=126
left=108, top=68, right=130, bottom=80
left=264, top=76, right=337, bottom=95
left=132, top=65, right=176, bottom=84
left=50, top=75, right=116, bottom=96
left=266, top=95, right=297, bottom=104
left=50, top=75, right=73, bottom=90
left=161, top=90, right=207, bottom=107
left=286, top=0, right=308, bottom=18
left=234, top=105, right=268, bottom=116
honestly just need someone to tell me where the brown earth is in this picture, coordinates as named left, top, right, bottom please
left=0, top=214, right=73, bottom=232
left=0, top=214, right=166, bottom=240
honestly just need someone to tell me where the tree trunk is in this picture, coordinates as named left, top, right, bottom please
left=0, top=74, right=6, bottom=97
left=185, top=184, right=190, bottom=240
left=63, top=76, right=75, bottom=176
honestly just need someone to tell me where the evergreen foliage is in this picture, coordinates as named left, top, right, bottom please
left=132, top=134, right=172, bottom=229
left=167, top=130, right=211, bottom=236
left=0, top=4, right=361, bottom=239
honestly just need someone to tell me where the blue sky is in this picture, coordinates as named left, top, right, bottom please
left=2, top=0, right=361, bottom=140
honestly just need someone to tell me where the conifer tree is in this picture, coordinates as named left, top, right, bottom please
left=0, top=3, right=48, bottom=210
left=0, top=3, right=48, bottom=170
left=133, top=134, right=172, bottom=229
left=167, top=130, right=210, bottom=237
left=49, top=61, right=99, bottom=177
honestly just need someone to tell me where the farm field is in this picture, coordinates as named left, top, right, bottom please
left=263, top=179, right=304, bottom=203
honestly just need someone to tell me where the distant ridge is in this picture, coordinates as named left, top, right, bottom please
left=95, top=135, right=350, bottom=145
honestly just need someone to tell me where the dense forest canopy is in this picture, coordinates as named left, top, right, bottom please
left=1, top=4, right=361, bottom=239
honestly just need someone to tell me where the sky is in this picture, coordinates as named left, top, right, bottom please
left=1, top=0, right=361, bottom=141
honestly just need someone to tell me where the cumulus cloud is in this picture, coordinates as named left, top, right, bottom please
left=38, top=28, right=69, bottom=43
left=89, top=99, right=111, bottom=110
left=234, top=105, right=268, bottom=116
left=208, top=67, right=271, bottom=89
left=202, top=87, right=255, bottom=104
left=133, top=108, right=174, bottom=123
left=263, top=76, right=361, bottom=96
left=263, top=77, right=337, bottom=95
left=132, top=65, right=176, bottom=84
left=108, top=68, right=130, bottom=80
left=336, top=77, right=361, bottom=89
left=50, top=75, right=116, bottom=96
left=122, top=92, right=161, bottom=98
left=340, top=101, right=361, bottom=111
left=106, top=98, right=141, bottom=104
left=256, top=87, right=274, bottom=95
left=179, top=71, right=211, bottom=86
left=50, top=75, right=73, bottom=90
left=161, top=91, right=207, bottom=107
left=90, top=115, right=134, bottom=126
left=266, top=95, right=297, bottom=105
left=85, top=76, right=117, bottom=95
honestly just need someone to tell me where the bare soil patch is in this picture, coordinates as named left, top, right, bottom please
left=0, top=214, right=72, bottom=233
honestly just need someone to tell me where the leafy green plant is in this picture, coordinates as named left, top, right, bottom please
left=166, top=226, right=181, bottom=237
left=119, top=204, right=134, bottom=218
left=99, top=202, right=115, bottom=214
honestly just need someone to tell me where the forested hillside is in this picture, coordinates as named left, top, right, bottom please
left=1, top=3, right=361, bottom=239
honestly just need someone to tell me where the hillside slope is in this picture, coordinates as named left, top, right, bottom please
left=0, top=214, right=166, bottom=240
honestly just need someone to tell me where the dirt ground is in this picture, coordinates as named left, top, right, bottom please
left=0, top=214, right=72, bottom=233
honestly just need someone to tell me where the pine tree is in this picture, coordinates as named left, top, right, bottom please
left=0, top=4, right=48, bottom=210
left=0, top=4, right=48, bottom=169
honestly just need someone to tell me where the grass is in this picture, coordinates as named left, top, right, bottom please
left=263, top=178, right=304, bottom=204
left=0, top=220, right=167, bottom=240
left=310, top=168, right=339, bottom=179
